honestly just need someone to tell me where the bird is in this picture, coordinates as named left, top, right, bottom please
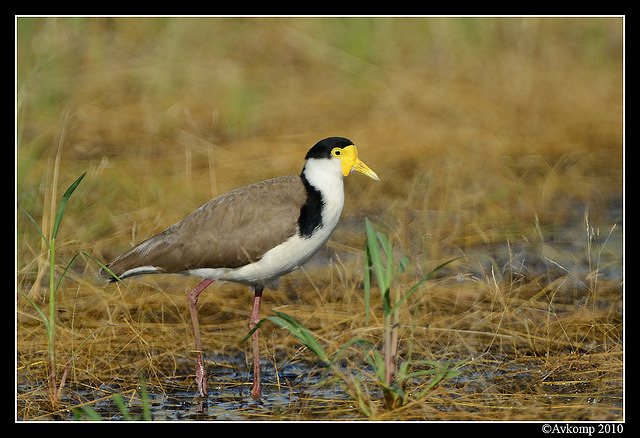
left=100, top=136, right=379, bottom=400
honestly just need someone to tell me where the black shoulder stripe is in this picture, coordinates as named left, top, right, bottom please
left=298, top=174, right=324, bottom=238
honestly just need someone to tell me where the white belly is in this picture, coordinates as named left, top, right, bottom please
left=188, top=182, right=344, bottom=288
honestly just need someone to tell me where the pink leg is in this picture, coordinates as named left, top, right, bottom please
left=249, top=286, right=264, bottom=400
left=187, top=279, right=214, bottom=397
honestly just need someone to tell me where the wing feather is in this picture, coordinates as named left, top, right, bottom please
left=104, top=175, right=307, bottom=278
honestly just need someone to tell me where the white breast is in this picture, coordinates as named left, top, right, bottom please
left=188, top=157, right=346, bottom=288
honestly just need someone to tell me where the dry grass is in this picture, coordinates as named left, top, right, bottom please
left=16, top=17, right=623, bottom=421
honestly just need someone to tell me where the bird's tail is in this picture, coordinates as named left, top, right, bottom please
left=99, top=239, right=164, bottom=282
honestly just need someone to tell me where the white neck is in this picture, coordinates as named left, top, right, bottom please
left=302, top=157, right=345, bottom=228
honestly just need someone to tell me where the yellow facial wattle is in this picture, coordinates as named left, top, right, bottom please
left=332, top=145, right=380, bottom=181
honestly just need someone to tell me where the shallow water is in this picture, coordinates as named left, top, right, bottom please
left=55, top=357, right=357, bottom=421
left=34, top=346, right=619, bottom=422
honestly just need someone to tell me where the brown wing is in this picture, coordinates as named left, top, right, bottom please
left=104, top=175, right=307, bottom=277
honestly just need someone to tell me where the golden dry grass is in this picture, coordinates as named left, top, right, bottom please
left=17, top=17, right=623, bottom=421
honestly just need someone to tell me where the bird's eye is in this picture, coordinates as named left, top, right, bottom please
left=331, top=148, right=342, bottom=157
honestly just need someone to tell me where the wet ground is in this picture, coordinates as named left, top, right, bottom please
left=17, top=200, right=623, bottom=421
left=19, top=345, right=622, bottom=421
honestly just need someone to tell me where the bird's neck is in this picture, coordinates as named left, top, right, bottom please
left=302, top=158, right=345, bottom=203
left=300, top=159, right=345, bottom=235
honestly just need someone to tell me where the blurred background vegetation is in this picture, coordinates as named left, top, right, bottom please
left=17, top=17, right=622, bottom=234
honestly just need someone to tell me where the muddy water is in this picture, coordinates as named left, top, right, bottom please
left=64, top=357, right=357, bottom=421
left=63, top=350, right=622, bottom=421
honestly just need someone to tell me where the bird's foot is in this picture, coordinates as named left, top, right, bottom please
left=195, top=361, right=208, bottom=397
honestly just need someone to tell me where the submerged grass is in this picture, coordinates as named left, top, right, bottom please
left=17, top=17, right=623, bottom=421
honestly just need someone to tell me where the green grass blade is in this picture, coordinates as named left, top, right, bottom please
left=54, top=250, right=125, bottom=297
left=54, top=251, right=83, bottom=298
left=51, top=172, right=86, bottom=240
left=80, top=250, right=126, bottom=283
left=139, top=375, right=151, bottom=421
left=269, top=311, right=329, bottom=363
left=19, top=207, right=50, bottom=249
left=363, top=242, right=372, bottom=325
left=329, top=338, right=374, bottom=369
left=112, top=394, right=132, bottom=421
left=389, top=257, right=461, bottom=315
left=353, top=372, right=373, bottom=418
left=422, top=257, right=462, bottom=281
left=239, top=318, right=267, bottom=344
left=365, top=218, right=387, bottom=292
left=365, top=218, right=393, bottom=312
left=375, top=230, right=394, bottom=288
left=74, top=405, right=104, bottom=421
left=397, top=256, right=409, bottom=274
left=366, top=347, right=386, bottom=384
left=18, top=291, right=50, bottom=330
left=241, top=311, right=329, bottom=363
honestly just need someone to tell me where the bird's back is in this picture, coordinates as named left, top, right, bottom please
left=102, top=175, right=307, bottom=280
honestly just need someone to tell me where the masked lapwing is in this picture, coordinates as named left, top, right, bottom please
left=101, top=137, right=379, bottom=400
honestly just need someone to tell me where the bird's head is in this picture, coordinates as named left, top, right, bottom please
left=305, top=137, right=379, bottom=181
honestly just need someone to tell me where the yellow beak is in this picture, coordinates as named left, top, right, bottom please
left=340, top=145, right=380, bottom=181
